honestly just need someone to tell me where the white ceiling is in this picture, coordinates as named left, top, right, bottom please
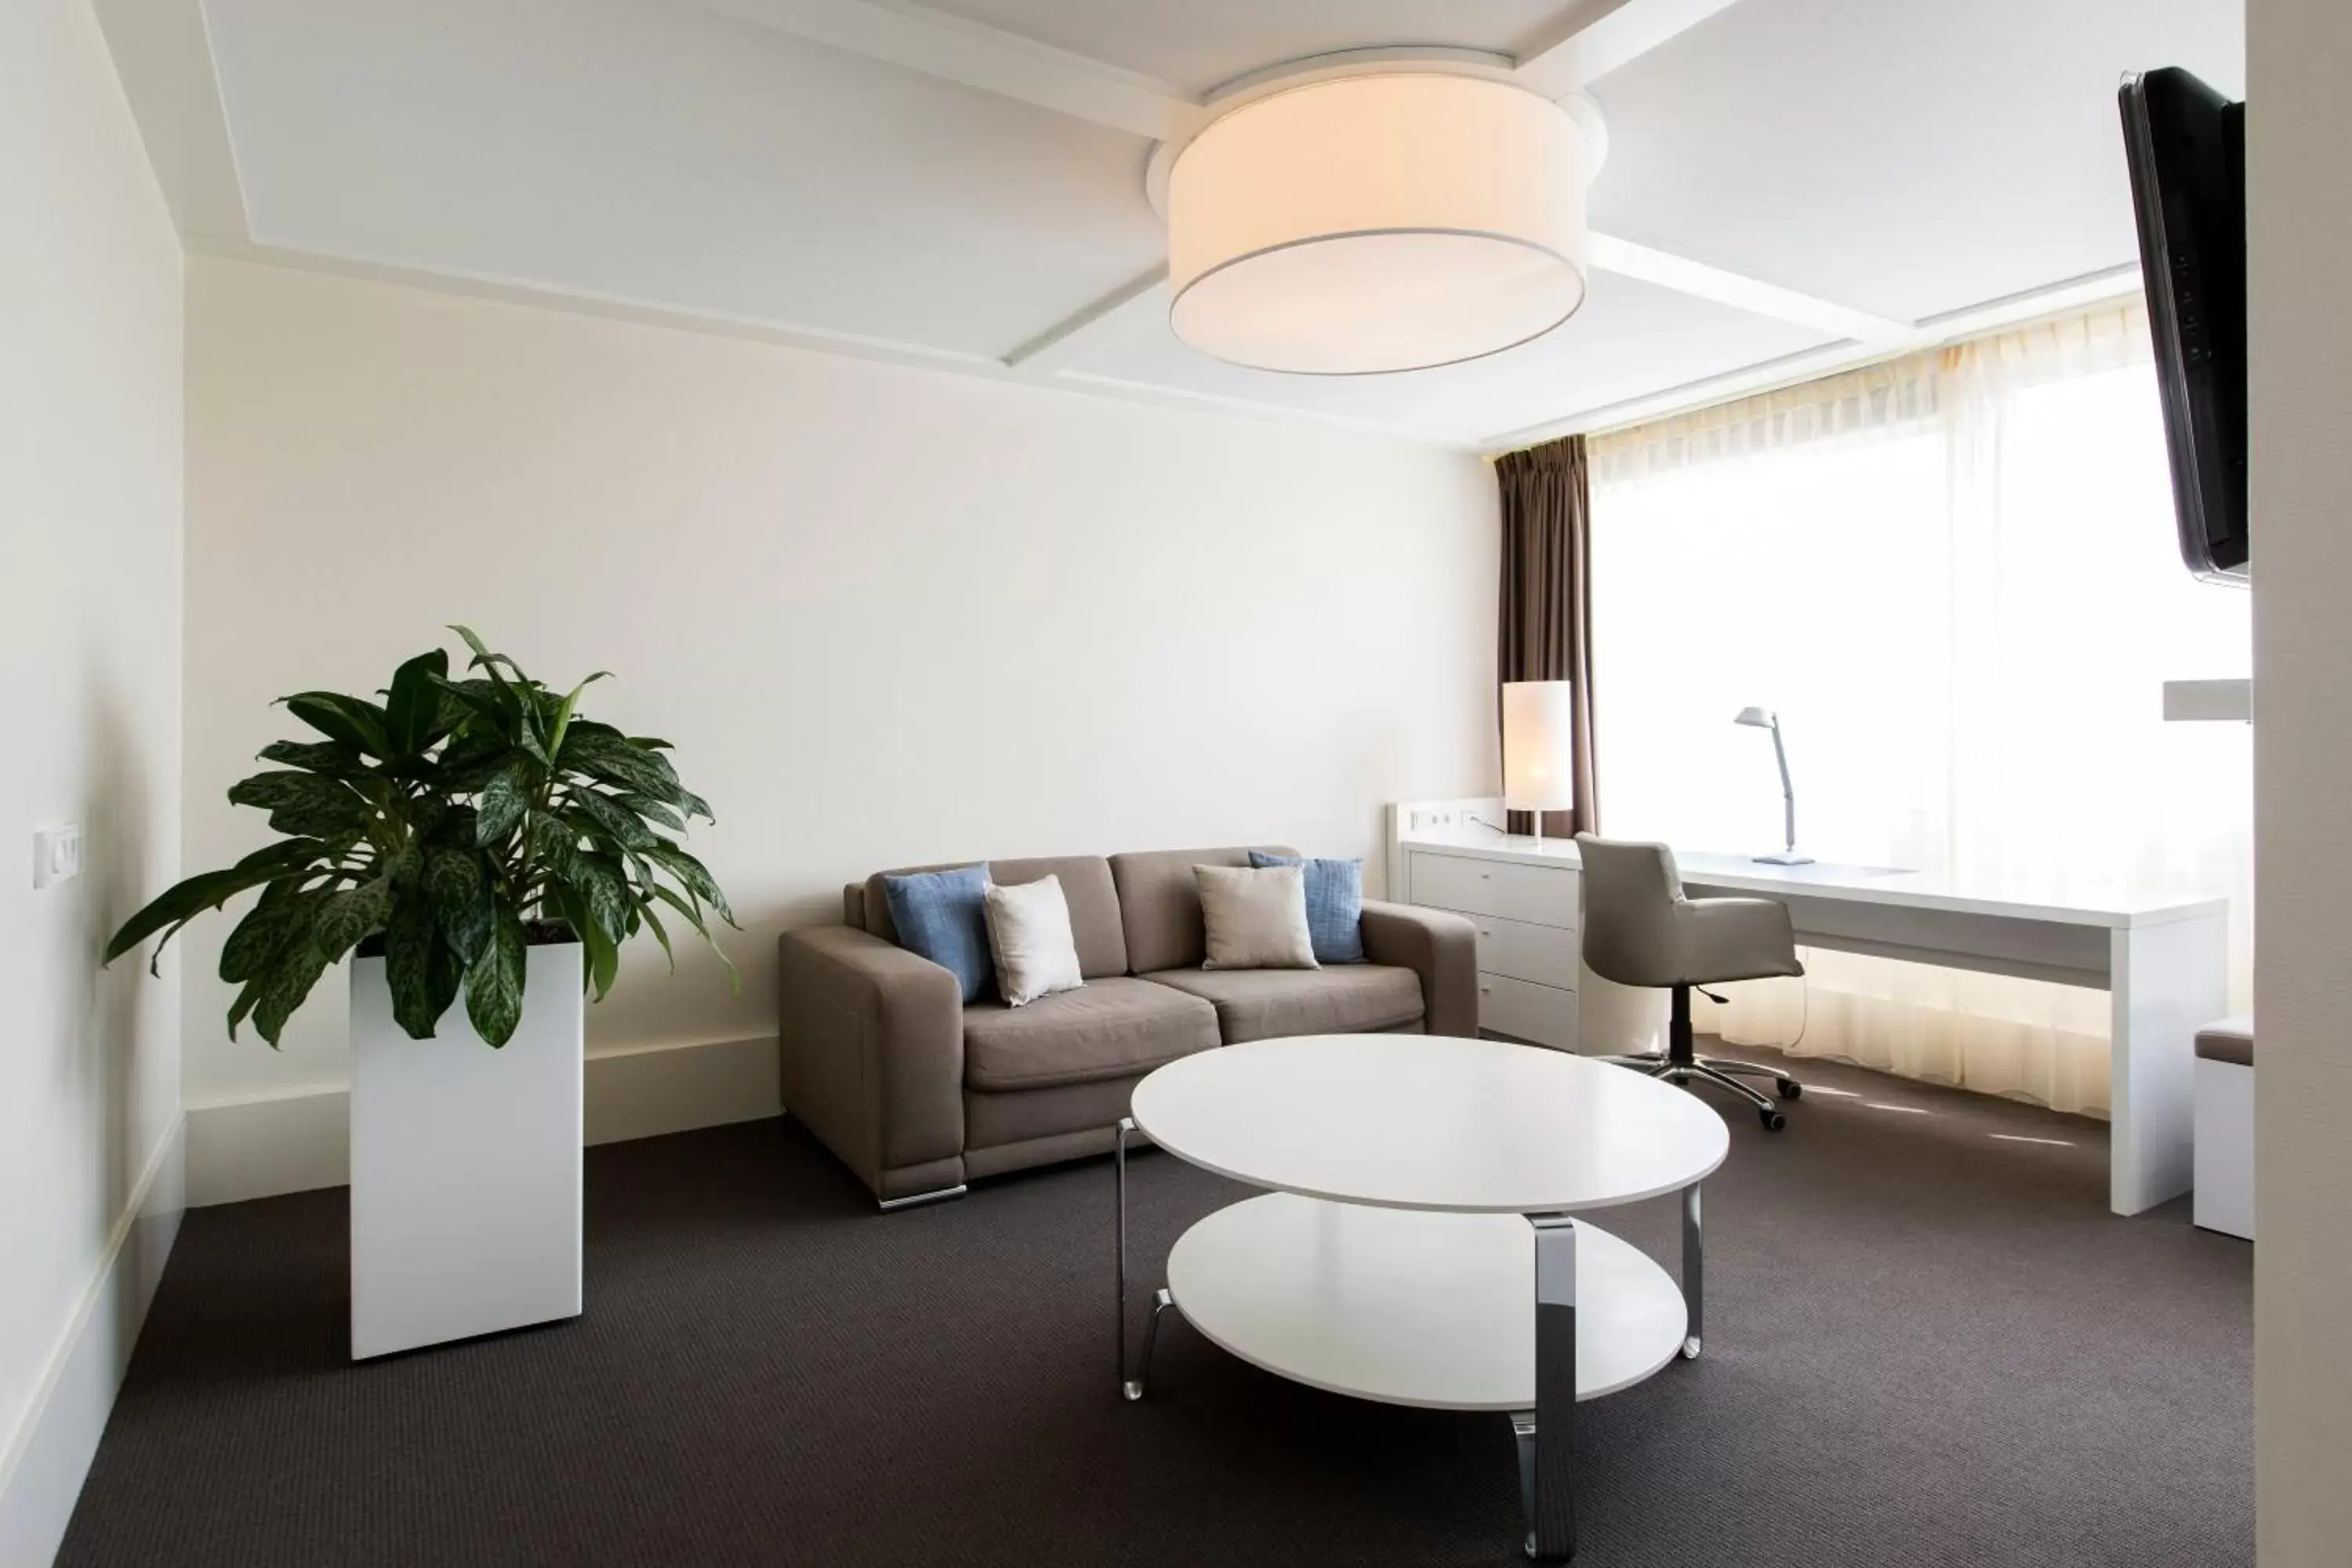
left=103, top=0, right=2245, bottom=448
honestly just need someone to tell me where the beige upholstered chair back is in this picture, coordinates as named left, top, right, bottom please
left=1574, top=835, right=1690, bottom=989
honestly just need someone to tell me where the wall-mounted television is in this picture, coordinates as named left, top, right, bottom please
left=2118, top=67, right=2247, bottom=583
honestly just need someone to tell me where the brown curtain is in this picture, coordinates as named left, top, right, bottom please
left=1495, top=434, right=1598, bottom=837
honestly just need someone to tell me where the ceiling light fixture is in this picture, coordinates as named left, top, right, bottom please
left=1156, top=71, right=1594, bottom=376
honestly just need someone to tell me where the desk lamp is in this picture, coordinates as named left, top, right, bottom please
left=1733, top=706, right=1813, bottom=865
left=1503, top=681, right=1577, bottom=848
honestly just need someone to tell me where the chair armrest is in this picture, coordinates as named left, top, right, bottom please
left=1359, top=900, right=1479, bottom=1038
left=1676, top=897, right=1804, bottom=983
left=778, top=926, right=966, bottom=1200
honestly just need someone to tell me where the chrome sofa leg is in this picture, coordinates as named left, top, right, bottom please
left=877, top=1184, right=967, bottom=1212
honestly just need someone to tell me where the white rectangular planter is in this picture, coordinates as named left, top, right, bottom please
left=349, top=941, right=585, bottom=1359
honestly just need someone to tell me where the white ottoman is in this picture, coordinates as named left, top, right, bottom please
left=2192, top=1014, right=2253, bottom=1240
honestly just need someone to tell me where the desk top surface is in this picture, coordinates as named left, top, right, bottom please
left=1395, top=828, right=2228, bottom=930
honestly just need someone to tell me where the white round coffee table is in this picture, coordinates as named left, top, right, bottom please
left=1114, top=1034, right=1728, bottom=1560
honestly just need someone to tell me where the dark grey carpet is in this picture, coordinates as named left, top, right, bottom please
left=60, top=1047, right=2251, bottom=1567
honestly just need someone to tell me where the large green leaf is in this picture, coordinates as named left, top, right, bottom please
left=474, top=764, right=534, bottom=845
left=226, top=976, right=262, bottom=1040
left=383, top=891, right=456, bottom=1038
left=568, top=789, right=657, bottom=851
left=313, top=875, right=397, bottom=960
left=644, top=841, right=735, bottom=924
left=424, top=847, right=493, bottom=963
left=649, top=884, right=742, bottom=992
left=218, top=884, right=318, bottom=984
left=637, top=895, right=677, bottom=975
left=227, top=770, right=370, bottom=839
left=612, top=793, right=685, bottom=833
left=382, top=648, right=452, bottom=757
left=103, top=838, right=330, bottom=969
left=564, top=851, right=633, bottom=944
left=250, top=943, right=331, bottom=1047
left=465, top=906, right=528, bottom=1047
left=561, top=734, right=678, bottom=800
left=257, top=739, right=368, bottom=779
left=526, top=811, right=582, bottom=886
left=551, top=883, right=619, bottom=1000
left=281, top=692, right=390, bottom=757
left=543, top=672, right=610, bottom=762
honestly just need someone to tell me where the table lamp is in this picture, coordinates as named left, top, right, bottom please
left=1733, top=706, right=1812, bottom=865
left=1503, top=681, right=1577, bottom=847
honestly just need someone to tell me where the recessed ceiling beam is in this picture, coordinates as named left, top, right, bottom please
left=1584, top=232, right=1915, bottom=343
left=1512, top=0, right=1743, bottom=99
left=681, top=0, right=1199, bottom=140
left=91, top=0, right=250, bottom=240
left=1003, top=269, right=1169, bottom=373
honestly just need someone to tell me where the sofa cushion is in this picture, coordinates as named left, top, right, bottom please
left=1140, top=964, right=1423, bottom=1044
left=864, top=855, right=1128, bottom=978
left=1196, top=864, right=1317, bottom=970
left=880, top=863, right=993, bottom=1003
left=962, top=977, right=1220, bottom=1091
left=1110, top=845, right=1298, bottom=974
left=982, top=873, right=1084, bottom=1007
left=1250, top=851, right=1367, bottom=964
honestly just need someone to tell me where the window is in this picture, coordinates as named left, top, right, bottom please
left=1588, top=307, right=2251, bottom=1116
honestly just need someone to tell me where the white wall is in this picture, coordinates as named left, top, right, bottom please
left=182, top=256, right=1499, bottom=1203
left=2249, top=2, right=2352, bottom=1559
left=0, top=3, right=187, bottom=1562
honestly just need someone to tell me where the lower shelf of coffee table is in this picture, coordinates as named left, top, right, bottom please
left=1165, top=1192, right=1686, bottom=1413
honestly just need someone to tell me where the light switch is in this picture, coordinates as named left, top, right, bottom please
left=34, top=825, right=83, bottom=889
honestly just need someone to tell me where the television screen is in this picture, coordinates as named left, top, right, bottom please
left=2118, top=67, right=2247, bottom=583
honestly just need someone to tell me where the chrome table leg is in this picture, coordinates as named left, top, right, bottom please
left=1681, top=1181, right=1704, bottom=1359
left=1521, top=1213, right=1579, bottom=1561
left=1132, top=1287, right=1172, bottom=1401
left=1116, top=1116, right=1137, bottom=1399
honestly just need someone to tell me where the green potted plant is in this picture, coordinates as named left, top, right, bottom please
left=107, top=628, right=736, bottom=1357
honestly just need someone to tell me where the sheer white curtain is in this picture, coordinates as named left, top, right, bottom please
left=1587, top=304, right=2252, bottom=1117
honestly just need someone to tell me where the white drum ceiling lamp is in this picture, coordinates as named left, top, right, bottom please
left=1160, top=71, right=1593, bottom=376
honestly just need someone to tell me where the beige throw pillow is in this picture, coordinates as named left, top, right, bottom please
left=983, top=874, right=1086, bottom=1007
left=1196, top=864, right=1319, bottom=971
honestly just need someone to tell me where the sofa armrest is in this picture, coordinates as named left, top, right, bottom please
left=778, top=926, right=966, bottom=1200
left=1359, top=900, right=1479, bottom=1038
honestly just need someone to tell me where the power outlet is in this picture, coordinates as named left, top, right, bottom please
left=34, top=824, right=83, bottom=889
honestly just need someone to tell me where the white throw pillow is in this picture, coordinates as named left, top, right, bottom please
left=1196, top=864, right=1319, bottom=971
left=983, top=874, right=1087, bottom=1007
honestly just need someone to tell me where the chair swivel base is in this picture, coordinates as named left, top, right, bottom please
left=1604, top=1053, right=1798, bottom=1131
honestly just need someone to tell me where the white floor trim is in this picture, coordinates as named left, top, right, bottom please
left=186, top=1033, right=782, bottom=1207
left=0, top=1116, right=186, bottom=1568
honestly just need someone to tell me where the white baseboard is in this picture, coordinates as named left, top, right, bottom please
left=186, top=1033, right=782, bottom=1207
left=0, top=1116, right=186, bottom=1568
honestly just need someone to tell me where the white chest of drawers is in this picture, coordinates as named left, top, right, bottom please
left=1388, top=801, right=1581, bottom=1051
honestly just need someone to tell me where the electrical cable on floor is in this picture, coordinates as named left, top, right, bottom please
left=1785, top=953, right=1811, bottom=1053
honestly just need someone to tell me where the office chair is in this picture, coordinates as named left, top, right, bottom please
left=1575, top=833, right=1806, bottom=1131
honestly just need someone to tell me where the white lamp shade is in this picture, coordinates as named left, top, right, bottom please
left=1502, top=681, right=1578, bottom=815
left=1167, top=74, right=1588, bottom=375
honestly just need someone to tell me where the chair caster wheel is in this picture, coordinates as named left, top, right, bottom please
left=1777, top=1080, right=1803, bottom=1101
left=1759, top=1109, right=1788, bottom=1131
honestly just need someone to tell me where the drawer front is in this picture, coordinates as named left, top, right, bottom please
left=1468, top=913, right=1580, bottom=988
left=1477, top=973, right=1581, bottom=1051
left=1410, top=851, right=1580, bottom=929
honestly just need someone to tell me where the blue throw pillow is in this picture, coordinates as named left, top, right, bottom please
left=881, top=864, right=993, bottom=1003
left=1249, top=851, right=1365, bottom=964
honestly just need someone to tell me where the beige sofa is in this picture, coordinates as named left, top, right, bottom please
left=777, top=845, right=1479, bottom=1207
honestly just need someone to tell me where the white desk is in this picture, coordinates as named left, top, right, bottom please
left=1388, top=800, right=2230, bottom=1217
